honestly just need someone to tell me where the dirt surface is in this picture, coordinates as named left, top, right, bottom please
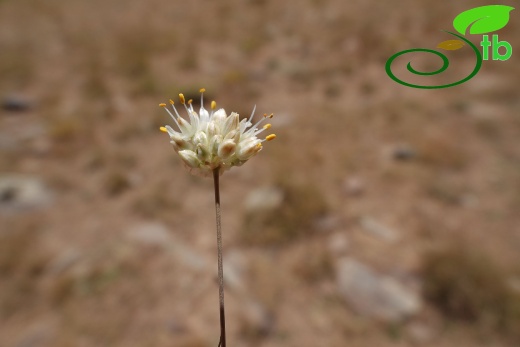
left=1, top=0, right=519, bottom=346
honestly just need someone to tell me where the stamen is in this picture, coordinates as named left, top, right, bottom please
left=159, top=126, right=168, bottom=133
left=254, top=123, right=272, bottom=136
left=247, top=116, right=268, bottom=134
left=211, top=101, right=217, bottom=110
left=248, top=105, right=257, bottom=123
left=188, top=99, right=193, bottom=105
left=162, top=100, right=182, bottom=130
left=159, top=103, right=167, bottom=107
left=179, top=93, right=186, bottom=104
left=265, top=134, right=276, bottom=141
left=199, top=88, right=206, bottom=109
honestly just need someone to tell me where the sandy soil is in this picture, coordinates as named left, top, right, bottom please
left=1, top=0, right=519, bottom=346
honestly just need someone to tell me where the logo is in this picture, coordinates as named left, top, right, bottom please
left=386, top=5, right=515, bottom=89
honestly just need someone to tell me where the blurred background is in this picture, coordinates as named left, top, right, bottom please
left=1, top=0, right=519, bottom=346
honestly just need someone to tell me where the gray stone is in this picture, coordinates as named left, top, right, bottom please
left=245, top=186, right=283, bottom=212
left=327, top=233, right=349, bottom=255
left=241, top=299, right=273, bottom=337
left=223, top=250, right=248, bottom=293
left=127, top=222, right=172, bottom=246
left=314, top=215, right=340, bottom=232
left=127, top=222, right=208, bottom=271
left=406, top=322, right=435, bottom=344
left=2, top=95, right=33, bottom=113
left=46, top=249, right=82, bottom=275
left=0, top=175, right=52, bottom=213
left=392, top=144, right=417, bottom=161
left=343, top=177, right=365, bottom=196
left=360, top=216, right=400, bottom=242
left=336, top=258, right=421, bottom=322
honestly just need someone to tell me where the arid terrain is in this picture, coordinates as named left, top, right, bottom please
left=1, top=0, right=519, bottom=346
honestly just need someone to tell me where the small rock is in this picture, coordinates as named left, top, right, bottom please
left=2, top=95, right=33, bottom=113
left=360, top=216, right=400, bottom=242
left=392, top=144, right=417, bottom=161
left=31, top=137, right=52, bottom=156
left=128, top=222, right=208, bottom=271
left=406, top=322, right=435, bottom=343
left=314, top=215, right=340, bottom=232
left=47, top=249, right=82, bottom=275
left=327, top=233, right=349, bottom=255
left=343, top=177, right=365, bottom=196
left=460, top=193, right=479, bottom=208
left=336, top=258, right=421, bottom=322
left=127, top=222, right=172, bottom=246
left=223, top=250, right=248, bottom=293
left=245, top=186, right=283, bottom=212
left=241, top=299, right=274, bottom=337
left=0, top=175, right=52, bottom=213
left=166, top=319, right=187, bottom=334
left=15, top=322, right=52, bottom=347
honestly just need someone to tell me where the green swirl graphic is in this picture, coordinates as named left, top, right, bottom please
left=385, top=31, right=482, bottom=89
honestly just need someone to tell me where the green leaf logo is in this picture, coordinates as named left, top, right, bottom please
left=453, top=5, right=515, bottom=35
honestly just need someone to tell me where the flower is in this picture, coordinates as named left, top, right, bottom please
left=159, top=89, right=276, bottom=176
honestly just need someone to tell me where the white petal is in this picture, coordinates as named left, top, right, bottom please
left=236, top=138, right=261, bottom=160
left=178, top=150, right=200, bottom=168
left=223, top=112, right=239, bottom=135
left=212, top=108, right=227, bottom=123
left=193, top=131, right=208, bottom=146
left=199, top=107, right=209, bottom=124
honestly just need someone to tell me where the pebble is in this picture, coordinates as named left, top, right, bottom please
left=2, top=95, right=33, bottom=113
left=336, top=258, right=421, bottom=322
left=360, top=216, right=400, bottom=242
left=245, top=186, right=283, bottom=212
left=0, top=175, right=52, bottom=213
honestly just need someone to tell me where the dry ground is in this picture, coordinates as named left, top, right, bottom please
left=1, top=0, right=520, bottom=346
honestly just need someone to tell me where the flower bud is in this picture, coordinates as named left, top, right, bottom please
left=178, top=150, right=200, bottom=168
left=218, top=139, right=236, bottom=159
left=236, top=139, right=261, bottom=160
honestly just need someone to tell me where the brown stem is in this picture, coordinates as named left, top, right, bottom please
left=213, top=167, right=226, bottom=347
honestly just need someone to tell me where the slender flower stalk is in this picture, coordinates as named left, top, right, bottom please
left=213, top=167, right=225, bottom=347
left=158, top=89, right=276, bottom=347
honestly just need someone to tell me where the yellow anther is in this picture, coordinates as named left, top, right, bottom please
left=265, top=134, right=276, bottom=141
left=263, top=123, right=272, bottom=130
left=263, top=113, right=267, bottom=118
left=211, top=100, right=217, bottom=110
left=256, top=143, right=262, bottom=149
left=199, top=88, right=206, bottom=93
left=179, top=93, right=186, bottom=104
left=169, top=99, right=175, bottom=105
left=188, top=99, right=193, bottom=105
left=159, top=126, right=168, bottom=133
left=159, top=103, right=167, bottom=107
left=268, top=113, right=274, bottom=118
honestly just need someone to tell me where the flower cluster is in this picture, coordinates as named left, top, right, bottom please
left=159, top=89, right=276, bottom=176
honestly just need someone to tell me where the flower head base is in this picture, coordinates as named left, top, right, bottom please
left=159, top=89, right=276, bottom=176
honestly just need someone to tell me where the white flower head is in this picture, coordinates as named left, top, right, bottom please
left=159, top=89, right=276, bottom=177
